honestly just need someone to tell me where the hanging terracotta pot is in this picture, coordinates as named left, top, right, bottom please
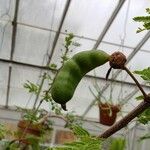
left=17, top=119, right=53, bottom=145
left=17, top=120, right=43, bottom=136
left=17, top=120, right=43, bottom=144
left=99, top=103, right=120, bottom=126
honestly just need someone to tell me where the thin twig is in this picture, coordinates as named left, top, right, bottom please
left=124, top=66, right=147, bottom=98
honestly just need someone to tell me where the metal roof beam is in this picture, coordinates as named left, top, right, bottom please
left=47, top=0, right=71, bottom=65
left=5, top=0, right=20, bottom=108
left=127, top=31, right=150, bottom=63
left=93, top=0, right=126, bottom=49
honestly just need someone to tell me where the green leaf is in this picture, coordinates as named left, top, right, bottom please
left=64, top=141, right=85, bottom=148
left=61, top=55, right=69, bottom=62
left=48, top=126, right=102, bottom=150
left=42, top=90, right=52, bottom=102
left=49, top=63, right=57, bottom=69
left=72, top=42, right=81, bottom=47
left=54, top=136, right=101, bottom=150
left=139, top=133, right=150, bottom=141
left=136, top=95, right=144, bottom=101
left=134, top=67, right=150, bottom=82
left=136, top=27, right=146, bottom=33
left=65, top=33, right=74, bottom=48
left=133, top=16, right=150, bottom=22
left=24, top=80, right=39, bottom=94
left=143, top=22, right=150, bottom=29
left=26, top=135, right=41, bottom=150
left=109, top=138, right=125, bottom=150
left=71, top=125, right=90, bottom=137
left=0, top=123, right=6, bottom=139
left=133, top=8, right=150, bottom=33
left=137, top=108, right=150, bottom=124
left=146, top=8, right=150, bottom=14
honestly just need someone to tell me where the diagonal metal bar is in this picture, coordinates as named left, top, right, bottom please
left=33, top=0, right=71, bottom=108
left=5, top=0, right=20, bottom=108
left=93, top=0, right=126, bottom=49
left=119, top=87, right=139, bottom=106
left=47, top=0, right=71, bottom=65
left=82, top=31, right=150, bottom=117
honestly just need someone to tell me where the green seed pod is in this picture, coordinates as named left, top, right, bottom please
left=51, top=50, right=110, bottom=110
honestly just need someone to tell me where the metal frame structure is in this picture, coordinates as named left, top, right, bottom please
left=5, top=0, right=20, bottom=108
left=0, top=0, right=150, bottom=115
left=1, top=58, right=150, bottom=88
left=93, top=0, right=126, bottom=49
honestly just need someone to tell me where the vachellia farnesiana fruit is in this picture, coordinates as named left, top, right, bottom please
left=51, top=50, right=110, bottom=110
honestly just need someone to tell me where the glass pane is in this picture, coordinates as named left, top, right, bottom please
left=61, top=0, right=119, bottom=39
left=125, top=51, right=150, bottom=83
left=103, top=0, right=150, bottom=47
left=18, top=0, right=67, bottom=30
left=0, top=0, right=15, bottom=20
left=9, top=64, right=45, bottom=108
left=141, top=38, right=150, bottom=52
left=85, top=105, right=99, bottom=120
left=0, top=21, right=12, bottom=59
left=0, top=62, right=9, bottom=105
left=66, top=77, right=106, bottom=116
left=14, top=24, right=55, bottom=65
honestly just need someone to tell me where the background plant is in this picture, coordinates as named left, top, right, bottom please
left=5, top=33, right=82, bottom=149
left=133, top=8, right=150, bottom=33
left=133, top=67, right=150, bottom=125
left=0, top=123, right=11, bottom=140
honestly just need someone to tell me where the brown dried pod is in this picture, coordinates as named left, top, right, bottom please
left=109, top=51, right=127, bottom=69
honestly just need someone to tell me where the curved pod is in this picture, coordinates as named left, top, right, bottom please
left=51, top=50, right=110, bottom=110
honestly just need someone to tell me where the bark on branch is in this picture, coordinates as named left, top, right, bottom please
left=99, top=101, right=150, bottom=138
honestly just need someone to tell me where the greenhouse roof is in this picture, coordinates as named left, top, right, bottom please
left=0, top=0, right=150, bottom=121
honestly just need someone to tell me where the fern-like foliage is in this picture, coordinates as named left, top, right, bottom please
left=134, top=67, right=150, bottom=124
left=48, top=125, right=102, bottom=150
left=134, top=67, right=150, bottom=82
left=134, top=67, right=150, bottom=101
left=70, top=125, right=90, bottom=138
left=133, top=8, right=150, bottom=33
left=139, top=133, right=150, bottom=141
left=109, top=138, right=126, bottom=150
left=137, top=108, right=150, bottom=124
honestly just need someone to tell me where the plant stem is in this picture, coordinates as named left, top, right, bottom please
left=99, top=101, right=150, bottom=138
left=33, top=72, right=46, bottom=109
left=35, top=99, right=44, bottom=114
left=124, top=66, right=147, bottom=98
left=19, top=99, right=44, bottom=141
